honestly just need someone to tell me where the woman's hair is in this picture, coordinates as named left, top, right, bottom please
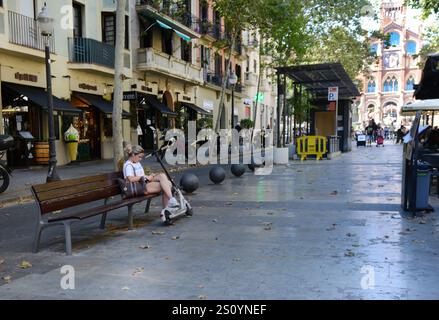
left=124, top=144, right=144, bottom=158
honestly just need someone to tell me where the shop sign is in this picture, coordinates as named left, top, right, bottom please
left=79, top=83, right=98, bottom=91
left=15, top=72, right=38, bottom=83
left=123, top=91, right=138, bottom=101
left=182, top=96, right=191, bottom=102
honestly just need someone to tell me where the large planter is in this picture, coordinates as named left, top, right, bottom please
left=274, top=147, right=289, bottom=164
left=66, top=141, right=79, bottom=162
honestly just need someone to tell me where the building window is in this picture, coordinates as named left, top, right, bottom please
left=161, top=28, right=173, bottom=55
left=181, top=39, right=192, bottom=63
left=406, top=76, right=415, bottom=91
left=384, top=76, right=399, bottom=92
left=102, top=13, right=129, bottom=49
left=73, top=3, right=84, bottom=38
left=367, top=79, right=376, bottom=93
left=370, top=43, right=378, bottom=55
left=406, top=41, right=417, bottom=55
left=388, top=32, right=400, bottom=47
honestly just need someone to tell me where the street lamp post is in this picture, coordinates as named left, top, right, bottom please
left=229, top=72, right=238, bottom=129
left=38, top=3, right=60, bottom=182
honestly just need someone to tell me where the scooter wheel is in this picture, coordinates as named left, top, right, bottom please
left=163, top=210, right=173, bottom=226
left=0, top=168, right=10, bottom=194
left=186, top=206, right=194, bottom=216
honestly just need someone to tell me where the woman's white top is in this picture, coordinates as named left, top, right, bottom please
left=123, top=160, right=145, bottom=179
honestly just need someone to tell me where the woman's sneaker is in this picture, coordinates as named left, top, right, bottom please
left=167, top=197, right=179, bottom=209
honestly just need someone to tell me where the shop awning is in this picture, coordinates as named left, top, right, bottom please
left=137, top=5, right=200, bottom=40
left=401, top=99, right=439, bottom=114
left=140, top=94, right=178, bottom=116
left=73, top=92, right=131, bottom=118
left=3, top=82, right=81, bottom=114
left=181, top=102, right=211, bottom=116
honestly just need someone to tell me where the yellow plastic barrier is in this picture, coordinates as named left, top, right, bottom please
left=296, top=136, right=328, bottom=161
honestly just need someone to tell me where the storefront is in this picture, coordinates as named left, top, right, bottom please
left=136, top=93, right=177, bottom=151
left=70, top=92, right=130, bottom=161
left=1, top=82, right=81, bottom=167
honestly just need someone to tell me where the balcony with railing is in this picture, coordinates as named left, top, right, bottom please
left=136, top=0, right=200, bottom=36
left=68, top=37, right=115, bottom=70
left=137, top=47, right=203, bottom=84
left=8, top=10, right=55, bottom=53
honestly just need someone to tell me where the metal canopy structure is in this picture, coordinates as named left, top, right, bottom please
left=276, top=63, right=360, bottom=99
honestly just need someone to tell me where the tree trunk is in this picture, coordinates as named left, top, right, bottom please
left=215, top=35, right=236, bottom=133
left=253, top=36, right=263, bottom=128
left=112, top=0, right=126, bottom=171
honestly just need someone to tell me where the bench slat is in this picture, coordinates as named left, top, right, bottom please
left=47, top=194, right=160, bottom=223
left=37, top=180, right=116, bottom=202
left=33, top=172, right=122, bottom=193
left=39, top=185, right=121, bottom=214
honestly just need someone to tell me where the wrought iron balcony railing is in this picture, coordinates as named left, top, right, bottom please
left=68, top=37, right=115, bottom=69
left=8, top=11, right=55, bottom=52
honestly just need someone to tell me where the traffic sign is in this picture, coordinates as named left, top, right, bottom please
left=328, top=87, right=339, bottom=101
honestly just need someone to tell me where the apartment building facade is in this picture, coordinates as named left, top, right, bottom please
left=0, top=0, right=276, bottom=167
left=356, top=0, right=423, bottom=129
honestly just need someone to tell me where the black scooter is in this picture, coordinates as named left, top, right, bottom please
left=0, top=135, right=15, bottom=194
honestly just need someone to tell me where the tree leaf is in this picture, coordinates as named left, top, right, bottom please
left=18, top=261, right=32, bottom=269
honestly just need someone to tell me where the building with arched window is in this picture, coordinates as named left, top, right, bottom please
left=357, top=0, right=423, bottom=128
left=367, top=79, right=376, bottom=93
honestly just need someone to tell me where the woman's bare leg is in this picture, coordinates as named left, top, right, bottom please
left=150, top=174, right=173, bottom=207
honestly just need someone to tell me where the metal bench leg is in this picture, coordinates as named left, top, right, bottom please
left=100, top=198, right=109, bottom=229
left=32, top=221, right=44, bottom=253
left=64, top=222, right=73, bottom=256
left=128, top=205, right=134, bottom=230
left=100, top=213, right=108, bottom=230
left=145, top=199, right=152, bottom=214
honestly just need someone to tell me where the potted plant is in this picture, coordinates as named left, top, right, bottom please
left=64, top=124, right=79, bottom=162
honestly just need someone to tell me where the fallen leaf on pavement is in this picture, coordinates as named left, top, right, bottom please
left=419, top=220, right=427, bottom=225
left=132, top=267, right=144, bottom=277
left=122, top=287, right=130, bottom=291
left=198, top=295, right=207, bottom=300
left=330, top=191, right=338, bottom=196
left=171, top=236, right=180, bottom=240
left=0, top=258, right=4, bottom=265
left=152, top=231, right=165, bottom=235
left=346, top=233, right=356, bottom=237
left=264, top=226, right=272, bottom=231
left=345, top=251, right=355, bottom=257
left=212, top=219, right=218, bottom=223
left=2, top=276, right=12, bottom=283
left=18, top=261, right=32, bottom=269
left=225, top=202, right=233, bottom=206
left=412, top=240, right=425, bottom=244
left=267, top=212, right=274, bottom=215
left=139, top=245, right=150, bottom=250
left=233, top=258, right=241, bottom=262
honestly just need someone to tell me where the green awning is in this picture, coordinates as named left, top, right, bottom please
left=156, top=20, right=191, bottom=42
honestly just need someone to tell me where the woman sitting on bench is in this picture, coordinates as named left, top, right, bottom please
left=123, top=145, right=178, bottom=222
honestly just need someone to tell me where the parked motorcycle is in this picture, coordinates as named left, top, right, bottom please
left=0, top=135, right=14, bottom=194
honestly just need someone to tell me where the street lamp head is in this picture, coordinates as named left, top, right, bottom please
left=229, top=72, right=238, bottom=85
left=37, top=3, right=54, bottom=37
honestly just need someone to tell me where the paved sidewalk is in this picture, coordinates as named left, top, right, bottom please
left=1, top=143, right=439, bottom=299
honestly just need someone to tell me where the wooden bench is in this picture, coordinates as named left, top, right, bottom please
left=31, top=172, right=160, bottom=255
